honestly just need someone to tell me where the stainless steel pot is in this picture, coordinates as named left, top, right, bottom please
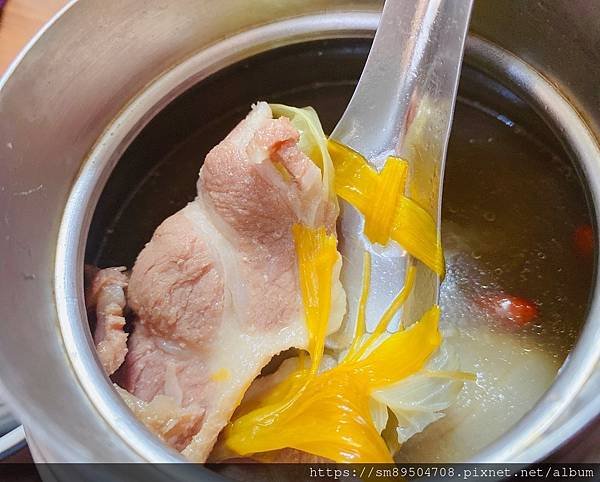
left=1, top=0, right=600, bottom=471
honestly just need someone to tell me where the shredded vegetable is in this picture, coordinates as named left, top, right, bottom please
left=215, top=105, right=464, bottom=463
left=292, top=224, right=340, bottom=372
left=218, top=226, right=443, bottom=462
left=221, top=226, right=442, bottom=462
left=328, top=139, right=445, bottom=277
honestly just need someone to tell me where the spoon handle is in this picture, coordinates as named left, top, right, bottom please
left=329, top=0, right=473, bottom=333
left=332, top=0, right=473, bottom=219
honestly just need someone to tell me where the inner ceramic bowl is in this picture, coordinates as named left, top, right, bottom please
left=85, top=38, right=595, bottom=462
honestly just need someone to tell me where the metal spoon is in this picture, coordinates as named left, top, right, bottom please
left=329, top=0, right=473, bottom=342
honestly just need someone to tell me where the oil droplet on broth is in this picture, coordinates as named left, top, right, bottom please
left=483, top=211, right=496, bottom=222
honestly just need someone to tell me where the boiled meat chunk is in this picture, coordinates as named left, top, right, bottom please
left=121, top=102, right=345, bottom=461
left=86, top=266, right=129, bottom=376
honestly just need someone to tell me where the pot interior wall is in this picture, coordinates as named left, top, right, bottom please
left=85, top=38, right=594, bottom=460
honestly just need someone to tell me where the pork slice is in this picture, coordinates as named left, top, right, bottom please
left=121, top=102, right=345, bottom=461
left=86, top=267, right=129, bottom=376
